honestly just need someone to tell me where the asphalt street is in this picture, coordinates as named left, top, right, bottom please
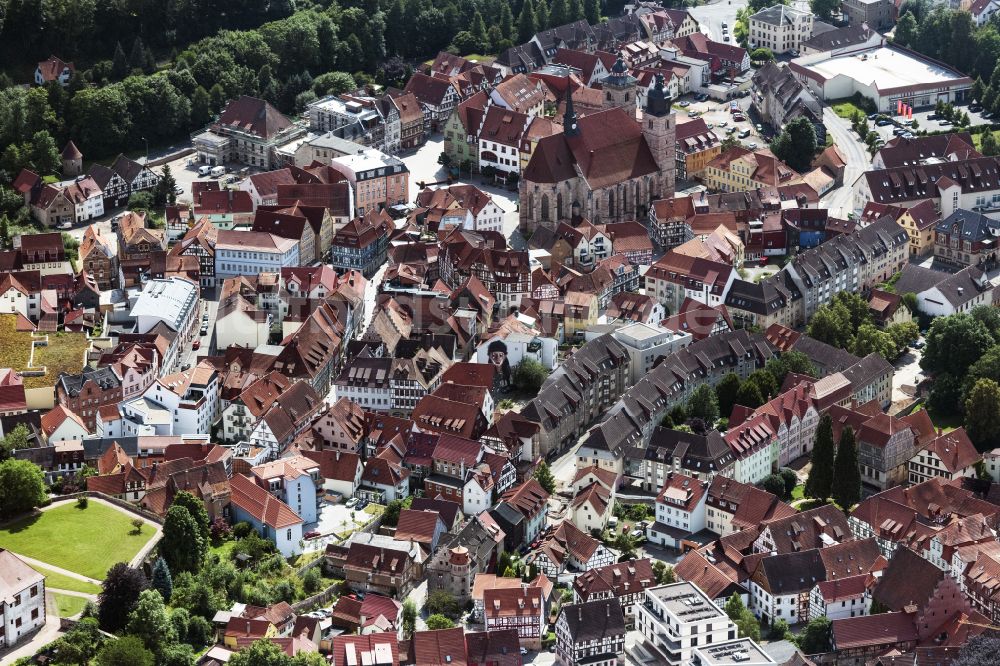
left=820, top=107, right=870, bottom=219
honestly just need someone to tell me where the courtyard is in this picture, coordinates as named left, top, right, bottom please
left=0, top=500, right=157, bottom=580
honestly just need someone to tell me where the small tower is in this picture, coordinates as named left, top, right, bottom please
left=449, top=545, right=471, bottom=599
left=601, top=55, right=638, bottom=111
left=61, top=141, right=82, bottom=177
left=642, top=73, right=676, bottom=200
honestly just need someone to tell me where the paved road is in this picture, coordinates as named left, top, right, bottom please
left=820, top=107, right=870, bottom=219
left=689, top=0, right=743, bottom=43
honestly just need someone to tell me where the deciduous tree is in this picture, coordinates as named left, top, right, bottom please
left=0, top=458, right=46, bottom=519
left=534, top=461, right=556, bottom=494
left=965, top=378, right=1000, bottom=450
left=99, top=563, right=148, bottom=632
left=715, top=373, right=742, bottom=419
left=686, top=383, right=720, bottom=423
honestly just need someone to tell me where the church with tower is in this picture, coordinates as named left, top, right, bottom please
left=519, top=68, right=676, bottom=232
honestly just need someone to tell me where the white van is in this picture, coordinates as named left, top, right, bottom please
left=198, top=165, right=211, bottom=177
left=210, top=166, right=225, bottom=178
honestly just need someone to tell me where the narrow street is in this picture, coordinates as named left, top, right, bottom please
left=820, top=107, right=869, bottom=219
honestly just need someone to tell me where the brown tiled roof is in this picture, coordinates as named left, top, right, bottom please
left=872, top=546, right=945, bottom=611
left=484, top=585, right=544, bottom=619
left=523, top=107, right=660, bottom=188
left=230, top=473, right=301, bottom=528
left=413, top=627, right=468, bottom=666
left=502, top=478, right=549, bottom=519
left=217, top=95, right=291, bottom=139
left=395, top=509, right=443, bottom=545
left=923, top=428, right=982, bottom=474
left=832, top=612, right=917, bottom=650
left=675, top=549, right=741, bottom=600
left=330, top=634, right=399, bottom=666
left=573, top=558, right=656, bottom=601
left=36, top=56, right=74, bottom=82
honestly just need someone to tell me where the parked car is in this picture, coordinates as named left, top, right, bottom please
left=876, top=119, right=893, bottom=126
left=304, top=531, right=320, bottom=539
left=939, top=120, right=952, bottom=126
left=747, top=142, right=758, bottom=149
left=868, top=113, right=879, bottom=120
left=200, top=325, right=208, bottom=336
left=520, top=648, right=529, bottom=656
left=173, top=185, right=183, bottom=195
left=738, top=129, right=751, bottom=138
left=345, top=497, right=358, bottom=508
left=58, top=221, right=72, bottom=230
left=718, top=120, right=728, bottom=127
left=733, top=113, right=746, bottom=122
left=723, top=35, right=730, bottom=41
left=677, top=100, right=691, bottom=107
left=192, top=340, right=200, bottom=350
left=971, top=103, right=983, bottom=112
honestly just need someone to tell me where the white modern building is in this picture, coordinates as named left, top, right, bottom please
left=251, top=456, right=321, bottom=525
left=633, top=582, right=739, bottom=666
left=215, top=231, right=300, bottom=280
left=0, top=549, right=46, bottom=649
left=611, top=323, right=692, bottom=385
left=789, top=46, right=974, bottom=112
left=129, top=277, right=200, bottom=338
left=112, top=367, right=220, bottom=438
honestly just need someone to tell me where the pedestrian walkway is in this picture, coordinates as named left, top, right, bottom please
left=12, top=554, right=101, bottom=586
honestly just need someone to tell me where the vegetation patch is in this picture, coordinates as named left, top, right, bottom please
left=31, top=564, right=101, bottom=594
left=0, top=316, right=89, bottom=389
left=53, top=592, right=89, bottom=618
left=0, top=502, right=153, bottom=579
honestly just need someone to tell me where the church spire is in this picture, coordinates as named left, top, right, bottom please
left=645, top=72, right=672, bottom=117
left=563, top=83, right=579, bottom=137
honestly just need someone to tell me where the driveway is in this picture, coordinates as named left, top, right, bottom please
left=821, top=107, right=870, bottom=218
left=891, top=345, right=924, bottom=405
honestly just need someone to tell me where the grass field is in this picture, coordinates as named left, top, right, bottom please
left=0, top=502, right=154, bottom=580
left=831, top=100, right=866, bottom=119
left=792, top=484, right=805, bottom=501
left=974, top=131, right=999, bottom=151
left=32, top=564, right=101, bottom=594
left=53, top=593, right=88, bottom=618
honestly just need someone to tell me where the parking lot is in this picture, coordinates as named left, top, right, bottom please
left=301, top=500, right=379, bottom=552
left=868, top=103, right=994, bottom=143
left=675, top=93, right=767, bottom=149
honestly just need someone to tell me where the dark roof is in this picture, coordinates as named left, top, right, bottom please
left=755, top=549, right=826, bottom=595
left=800, top=23, right=877, bottom=52
left=892, top=263, right=951, bottom=296
left=217, top=96, right=292, bottom=139
left=832, top=612, right=917, bottom=650
left=58, top=365, right=121, bottom=397
left=559, top=598, right=626, bottom=643
left=936, top=208, right=1000, bottom=242
left=645, top=426, right=734, bottom=474
left=872, top=546, right=945, bottom=611
left=464, top=629, right=520, bottom=666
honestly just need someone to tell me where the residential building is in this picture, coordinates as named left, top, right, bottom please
left=853, top=157, right=1000, bottom=215
left=704, top=476, right=796, bottom=538
left=934, top=208, right=1000, bottom=270
left=555, top=598, right=626, bottom=666
left=842, top=0, right=894, bottom=30
left=229, top=473, right=304, bottom=557
left=533, top=520, right=615, bottom=576
left=110, top=154, right=160, bottom=199
left=35, top=56, right=74, bottom=85
left=908, top=428, right=982, bottom=485
left=329, top=208, right=391, bottom=278
left=751, top=62, right=823, bottom=133
left=80, top=225, right=119, bottom=290
left=647, top=472, right=708, bottom=548
left=893, top=263, right=996, bottom=317
left=703, top=147, right=801, bottom=194
left=404, top=72, right=460, bottom=131
left=194, top=95, right=305, bottom=169
left=633, top=582, right=739, bottom=666
left=749, top=5, right=813, bottom=55
left=644, top=252, right=735, bottom=313
left=521, top=333, right=630, bottom=456
left=251, top=456, right=321, bottom=525
left=426, top=513, right=506, bottom=605
left=331, top=147, right=408, bottom=215
left=498, top=478, right=550, bottom=546
left=215, top=231, right=299, bottom=280
left=675, top=118, right=722, bottom=180
left=0, top=549, right=46, bottom=649
left=483, top=584, right=547, bottom=649
left=573, top=559, right=657, bottom=628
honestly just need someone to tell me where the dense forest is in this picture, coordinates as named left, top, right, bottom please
left=0, top=0, right=631, bottom=194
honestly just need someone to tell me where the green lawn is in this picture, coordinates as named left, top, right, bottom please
left=0, top=503, right=154, bottom=580
left=918, top=405, right=960, bottom=433
left=831, top=100, right=866, bottom=119
left=974, top=131, right=999, bottom=151
left=53, top=593, right=88, bottom=618
left=32, top=564, right=101, bottom=594
left=792, top=484, right=805, bottom=501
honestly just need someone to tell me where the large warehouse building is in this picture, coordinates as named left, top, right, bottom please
left=789, top=45, right=973, bottom=112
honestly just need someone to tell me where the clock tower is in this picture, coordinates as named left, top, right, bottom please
left=563, top=85, right=579, bottom=137
left=642, top=73, right=676, bottom=199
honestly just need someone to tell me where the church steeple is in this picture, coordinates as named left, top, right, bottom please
left=563, top=84, right=579, bottom=137
left=645, top=72, right=673, bottom=117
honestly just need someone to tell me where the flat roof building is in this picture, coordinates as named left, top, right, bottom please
left=790, top=45, right=973, bottom=112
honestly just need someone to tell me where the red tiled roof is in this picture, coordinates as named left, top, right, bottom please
left=230, top=473, right=301, bottom=528
left=832, top=612, right=917, bottom=650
